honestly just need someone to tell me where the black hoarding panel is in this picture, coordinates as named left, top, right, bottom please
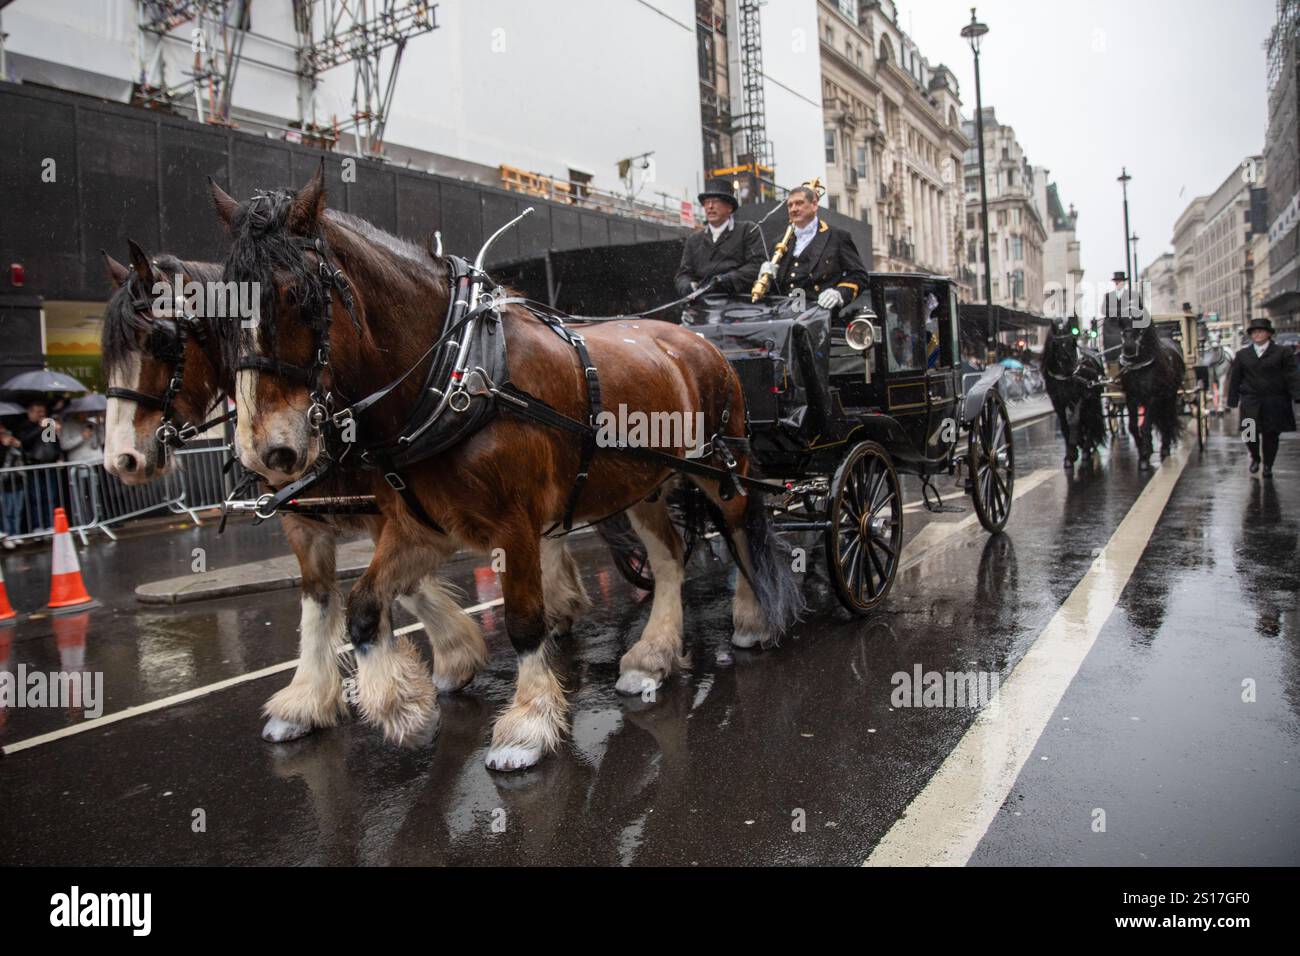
left=230, top=137, right=293, bottom=200
left=396, top=173, right=440, bottom=249
left=551, top=206, right=582, bottom=251
left=608, top=217, right=636, bottom=246
left=516, top=201, right=552, bottom=259
left=439, top=182, right=482, bottom=257
left=78, top=108, right=160, bottom=299
left=0, top=90, right=80, bottom=301
left=347, top=160, right=397, bottom=233
left=159, top=124, right=231, bottom=262
left=290, top=150, right=346, bottom=201
left=481, top=191, right=522, bottom=266
left=579, top=213, right=611, bottom=247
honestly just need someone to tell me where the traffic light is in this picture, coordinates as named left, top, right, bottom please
left=1087, top=319, right=1099, bottom=339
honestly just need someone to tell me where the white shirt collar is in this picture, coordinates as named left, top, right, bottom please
left=793, top=217, right=820, bottom=255
left=707, top=216, right=734, bottom=241
left=1254, top=340, right=1269, bottom=357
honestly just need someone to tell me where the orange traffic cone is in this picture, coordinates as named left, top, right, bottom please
left=0, top=562, right=16, bottom=624
left=46, top=508, right=99, bottom=614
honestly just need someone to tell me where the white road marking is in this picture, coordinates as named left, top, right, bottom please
left=864, top=446, right=1190, bottom=867
left=0, top=407, right=1060, bottom=758
left=0, top=598, right=505, bottom=757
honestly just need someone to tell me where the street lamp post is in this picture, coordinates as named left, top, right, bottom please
left=1118, top=168, right=1133, bottom=288
left=1130, top=232, right=1140, bottom=291
left=962, top=8, right=994, bottom=357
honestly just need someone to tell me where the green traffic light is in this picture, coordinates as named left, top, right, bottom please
left=1070, top=326, right=1080, bottom=336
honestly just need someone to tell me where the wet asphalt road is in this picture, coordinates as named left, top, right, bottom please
left=1, top=413, right=1297, bottom=866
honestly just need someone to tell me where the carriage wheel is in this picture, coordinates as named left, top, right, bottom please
left=604, top=504, right=699, bottom=592
left=824, top=441, right=903, bottom=616
left=968, top=389, right=1015, bottom=533
left=1195, top=387, right=1209, bottom=451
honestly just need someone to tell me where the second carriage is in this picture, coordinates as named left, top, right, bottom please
left=607, top=271, right=1015, bottom=615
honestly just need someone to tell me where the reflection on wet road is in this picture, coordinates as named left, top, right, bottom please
left=1, top=416, right=1297, bottom=866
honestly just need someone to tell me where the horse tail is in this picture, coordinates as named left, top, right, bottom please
left=1080, top=390, right=1109, bottom=449
left=739, top=486, right=807, bottom=634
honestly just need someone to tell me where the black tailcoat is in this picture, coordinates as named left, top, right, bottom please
left=1227, top=341, right=1300, bottom=433
left=774, top=219, right=869, bottom=303
left=674, top=220, right=765, bottom=297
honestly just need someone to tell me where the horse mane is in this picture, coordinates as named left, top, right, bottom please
left=217, top=186, right=451, bottom=373
left=101, top=254, right=222, bottom=378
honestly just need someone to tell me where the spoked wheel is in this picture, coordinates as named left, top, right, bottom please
left=968, top=388, right=1015, bottom=533
left=1195, top=387, right=1210, bottom=451
left=824, top=441, right=903, bottom=616
left=601, top=503, right=699, bottom=592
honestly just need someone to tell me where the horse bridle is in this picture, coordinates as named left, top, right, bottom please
left=233, top=229, right=356, bottom=441
left=105, top=280, right=232, bottom=451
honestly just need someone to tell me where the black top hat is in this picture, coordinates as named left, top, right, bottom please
left=698, top=180, right=739, bottom=211
left=1112, top=271, right=1128, bottom=283
left=1246, top=316, right=1274, bottom=335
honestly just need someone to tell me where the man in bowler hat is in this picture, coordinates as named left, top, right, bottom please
left=674, top=180, right=765, bottom=297
left=1227, top=316, right=1300, bottom=477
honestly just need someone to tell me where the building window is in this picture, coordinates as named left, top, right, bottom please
left=837, top=0, right=858, bottom=20
left=829, top=195, right=840, bottom=213
left=966, top=212, right=975, bottom=230
left=862, top=206, right=872, bottom=225
left=856, top=146, right=868, bottom=178
left=1012, top=236, right=1023, bottom=260
left=825, top=129, right=836, bottom=164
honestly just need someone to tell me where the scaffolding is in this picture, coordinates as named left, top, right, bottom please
left=135, top=0, right=252, bottom=124
left=292, top=0, right=439, bottom=155
left=1268, top=0, right=1299, bottom=96
left=732, top=0, right=772, bottom=187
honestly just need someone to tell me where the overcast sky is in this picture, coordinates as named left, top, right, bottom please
left=897, top=0, right=1275, bottom=291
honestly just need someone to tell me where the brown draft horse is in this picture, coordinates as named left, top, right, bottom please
left=210, top=169, right=802, bottom=771
left=99, top=242, right=485, bottom=743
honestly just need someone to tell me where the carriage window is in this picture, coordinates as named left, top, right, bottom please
left=883, top=287, right=927, bottom=373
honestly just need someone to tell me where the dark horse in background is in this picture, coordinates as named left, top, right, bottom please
left=1041, top=319, right=1107, bottom=468
left=1117, top=313, right=1185, bottom=464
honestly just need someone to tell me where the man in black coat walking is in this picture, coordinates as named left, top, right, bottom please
left=764, top=185, right=869, bottom=310
left=1227, top=317, right=1300, bottom=477
left=674, top=181, right=765, bottom=297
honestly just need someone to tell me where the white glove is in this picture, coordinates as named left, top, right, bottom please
left=818, top=288, right=843, bottom=310
left=759, top=261, right=777, bottom=279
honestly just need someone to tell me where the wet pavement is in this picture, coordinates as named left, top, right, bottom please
left=1, top=412, right=1297, bottom=866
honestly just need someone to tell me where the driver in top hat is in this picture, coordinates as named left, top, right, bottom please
left=674, top=181, right=765, bottom=297
left=763, top=185, right=868, bottom=310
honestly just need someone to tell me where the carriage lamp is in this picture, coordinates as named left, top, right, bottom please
left=846, top=313, right=878, bottom=351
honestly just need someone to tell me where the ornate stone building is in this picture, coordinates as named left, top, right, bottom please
left=816, top=0, right=973, bottom=295
left=963, top=109, right=1047, bottom=318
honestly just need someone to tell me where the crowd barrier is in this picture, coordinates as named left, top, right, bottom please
left=0, top=444, right=244, bottom=546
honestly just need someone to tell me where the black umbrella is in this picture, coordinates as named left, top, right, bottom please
left=65, top=392, right=107, bottom=413
left=0, top=369, right=89, bottom=395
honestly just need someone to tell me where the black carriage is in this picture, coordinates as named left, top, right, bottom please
left=610, top=272, right=1015, bottom=615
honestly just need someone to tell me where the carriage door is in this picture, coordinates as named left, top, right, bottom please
left=923, top=282, right=959, bottom=459
left=878, top=282, right=930, bottom=455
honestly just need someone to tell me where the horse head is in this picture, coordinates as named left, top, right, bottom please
left=211, top=167, right=355, bottom=485
left=101, top=241, right=226, bottom=484
left=1044, top=318, right=1079, bottom=374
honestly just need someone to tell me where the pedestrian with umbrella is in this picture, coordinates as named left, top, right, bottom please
left=1227, top=317, right=1300, bottom=478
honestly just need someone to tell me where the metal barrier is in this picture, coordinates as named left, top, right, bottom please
left=0, top=444, right=245, bottom=546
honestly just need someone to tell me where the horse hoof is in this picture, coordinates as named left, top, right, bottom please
left=615, top=669, right=662, bottom=696
left=731, top=630, right=769, bottom=650
left=432, top=670, right=475, bottom=695
left=485, top=744, right=543, bottom=772
left=262, top=716, right=314, bottom=743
